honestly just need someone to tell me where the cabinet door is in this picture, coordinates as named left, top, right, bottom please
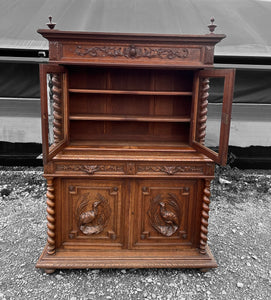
left=191, top=69, right=235, bottom=165
left=130, top=179, right=201, bottom=249
left=58, top=179, right=125, bottom=250
left=40, top=64, right=68, bottom=163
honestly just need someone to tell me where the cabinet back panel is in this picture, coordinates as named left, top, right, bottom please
left=111, top=95, right=150, bottom=115
left=68, top=67, right=108, bottom=89
left=68, top=67, right=194, bottom=92
left=69, top=94, right=107, bottom=114
left=153, top=70, right=194, bottom=92
left=110, top=69, right=152, bottom=90
left=70, top=121, right=189, bottom=143
left=69, top=94, right=191, bottom=117
left=154, top=96, right=191, bottom=116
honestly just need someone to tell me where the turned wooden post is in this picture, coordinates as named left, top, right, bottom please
left=46, top=177, right=56, bottom=255
left=199, top=179, right=211, bottom=254
left=197, top=77, right=210, bottom=145
left=52, top=73, right=63, bottom=144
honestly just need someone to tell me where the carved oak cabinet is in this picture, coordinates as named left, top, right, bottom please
left=36, top=21, right=235, bottom=273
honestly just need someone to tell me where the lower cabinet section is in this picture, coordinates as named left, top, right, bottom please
left=36, top=177, right=217, bottom=272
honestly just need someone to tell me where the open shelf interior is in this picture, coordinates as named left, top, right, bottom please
left=67, top=66, right=194, bottom=149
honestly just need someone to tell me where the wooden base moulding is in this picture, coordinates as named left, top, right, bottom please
left=36, top=243, right=217, bottom=272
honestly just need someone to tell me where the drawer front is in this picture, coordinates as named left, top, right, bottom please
left=58, top=179, right=125, bottom=249
left=135, top=162, right=210, bottom=176
left=61, top=42, right=203, bottom=66
left=48, top=40, right=214, bottom=67
left=130, top=179, right=202, bottom=249
left=55, top=162, right=126, bottom=176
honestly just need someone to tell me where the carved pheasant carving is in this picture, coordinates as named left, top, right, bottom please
left=76, top=193, right=112, bottom=236
left=79, top=200, right=101, bottom=225
left=159, top=202, right=179, bottom=227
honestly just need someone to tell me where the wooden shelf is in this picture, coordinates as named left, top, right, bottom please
left=69, top=114, right=191, bottom=122
left=68, top=140, right=192, bottom=149
left=69, top=88, right=192, bottom=96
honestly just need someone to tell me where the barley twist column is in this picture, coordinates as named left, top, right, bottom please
left=197, top=78, right=209, bottom=144
left=46, top=177, right=56, bottom=255
left=52, top=73, right=63, bottom=144
left=199, top=179, right=211, bottom=254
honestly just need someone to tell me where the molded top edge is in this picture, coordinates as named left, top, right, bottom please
left=37, top=29, right=226, bottom=44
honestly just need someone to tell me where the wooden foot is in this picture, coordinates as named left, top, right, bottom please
left=199, top=268, right=210, bottom=273
left=44, top=268, right=56, bottom=274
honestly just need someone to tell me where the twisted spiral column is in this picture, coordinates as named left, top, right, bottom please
left=197, top=78, right=209, bottom=144
left=46, top=177, right=56, bottom=255
left=199, top=179, right=211, bottom=254
left=52, top=73, right=63, bottom=144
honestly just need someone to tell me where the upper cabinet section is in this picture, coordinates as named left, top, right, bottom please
left=37, top=29, right=225, bottom=68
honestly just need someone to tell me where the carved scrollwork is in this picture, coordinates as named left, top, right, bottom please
left=75, top=45, right=189, bottom=60
left=76, top=193, right=112, bottom=235
left=148, top=193, right=181, bottom=237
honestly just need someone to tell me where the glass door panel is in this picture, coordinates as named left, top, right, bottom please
left=191, top=69, right=235, bottom=165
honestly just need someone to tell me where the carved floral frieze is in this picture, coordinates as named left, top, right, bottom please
left=57, top=164, right=124, bottom=174
left=137, top=165, right=204, bottom=175
left=56, top=163, right=204, bottom=175
left=74, top=45, right=189, bottom=60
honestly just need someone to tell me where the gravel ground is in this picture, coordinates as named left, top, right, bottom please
left=0, top=166, right=270, bottom=300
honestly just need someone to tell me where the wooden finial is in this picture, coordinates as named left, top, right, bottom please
left=47, top=16, right=56, bottom=30
left=208, top=17, right=217, bottom=33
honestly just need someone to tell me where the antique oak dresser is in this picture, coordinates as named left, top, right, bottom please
left=36, top=17, right=235, bottom=273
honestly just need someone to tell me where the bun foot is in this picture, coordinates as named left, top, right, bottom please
left=199, top=268, right=210, bottom=273
left=44, top=268, right=56, bottom=274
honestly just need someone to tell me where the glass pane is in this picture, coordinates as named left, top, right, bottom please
left=46, top=72, right=64, bottom=147
left=205, top=77, right=225, bottom=148
left=47, top=73, right=54, bottom=146
left=196, top=76, right=225, bottom=152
